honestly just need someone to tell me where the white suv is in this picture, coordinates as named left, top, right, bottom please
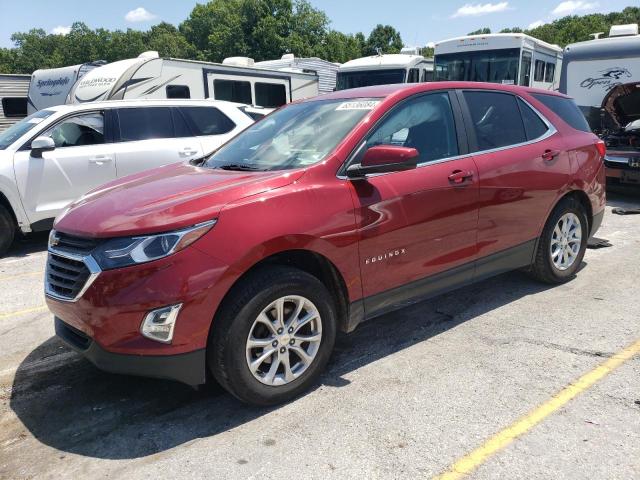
left=0, top=99, right=257, bottom=254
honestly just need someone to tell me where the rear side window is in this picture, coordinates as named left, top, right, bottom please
left=532, top=94, right=591, bottom=133
left=2, top=97, right=27, bottom=117
left=463, top=91, right=526, bottom=150
left=179, top=106, right=235, bottom=136
left=214, top=79, right=252, bottom=104
left=408, top=68, right=420, bottom=83
left=118, top=107, right=174, bottom=141
left=255, top=83, right=287, bottom=108
left=518, top=98, right=549, bottom=141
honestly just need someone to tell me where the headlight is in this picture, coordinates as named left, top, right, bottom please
left=92, top=220, right=216, bottom=270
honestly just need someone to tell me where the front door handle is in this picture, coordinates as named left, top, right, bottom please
left=542, top=150, right=560, bottom=161
left=448, top=170, right=474, bottom=184
left=179, top=148, right=199, bottom=158
left=88, top=156, right=113, bottom=165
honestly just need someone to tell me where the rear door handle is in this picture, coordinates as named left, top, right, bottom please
left=88, top=156, right=113, bottom=164
left=542, top=150, right=560, bottom=161
left=448, top=170, right=474, bottom=184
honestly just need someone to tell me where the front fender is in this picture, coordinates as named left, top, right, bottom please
left=0, top=168, right=30, bottom=232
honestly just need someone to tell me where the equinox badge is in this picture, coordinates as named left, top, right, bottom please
left=365, top=248, right=407, bottom=265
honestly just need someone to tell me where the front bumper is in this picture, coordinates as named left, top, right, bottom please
left=55, top=317, right=206, bottom=385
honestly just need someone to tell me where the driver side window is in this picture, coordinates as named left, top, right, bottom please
left=365, top=92, right=459, bottom=164
left=44, top=112, right=105, bottom=148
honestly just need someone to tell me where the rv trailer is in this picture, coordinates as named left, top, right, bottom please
left=336, top=54, right=433, bottom=91
left=67, top=51, right=319, bottom=108
left=434, top=33, right=563, bottom=89
left=560, top=24, right=640, bottom=131
left=0, top=74, right=29, bottom=132
left=560, top=24, right=640, bottom=187
left=255, top=54, right=340, bottom=94
left=28, top=61, right=105, bottom=114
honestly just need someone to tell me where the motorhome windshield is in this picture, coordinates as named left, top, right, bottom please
left=205, top=98, right=378, bottom=171
left=336, top=69, right=406, bottom=90
left=0, top=109, right=54, bottom=150
left=435, top=48, right=520, bottom=84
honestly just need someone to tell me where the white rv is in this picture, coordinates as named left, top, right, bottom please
left=255, top=54, right=340, bottom=94
left=434, top=33, right=563, bottom=89
left=336, top=54, right=434, bottom=91
left=0, top=74, right=29, bottom=132
left=67, top=51, right=319, bottom=109
left=28, top=61, right=105, bottom=114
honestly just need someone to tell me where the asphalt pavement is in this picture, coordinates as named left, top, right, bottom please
left=0, top=191, right=638, bottom=480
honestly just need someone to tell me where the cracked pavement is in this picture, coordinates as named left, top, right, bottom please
left=0, top=191, right=639, bottom=479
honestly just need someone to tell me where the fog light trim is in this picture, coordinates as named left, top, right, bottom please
left=140, top=304, right=182, bottom=344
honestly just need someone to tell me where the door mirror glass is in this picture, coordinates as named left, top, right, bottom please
left=347, top=145, right=419, bottom=178
left=30, top=136, right=55, bottom=158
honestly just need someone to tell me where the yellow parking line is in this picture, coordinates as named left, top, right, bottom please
left=0, top=305, right=48, bottom=320
left=0, top=271, right=42, bottom=281
left=434, top=338, right=640, bottom=480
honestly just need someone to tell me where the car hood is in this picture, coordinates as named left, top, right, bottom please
left=54, top=162, right=305, bottom=238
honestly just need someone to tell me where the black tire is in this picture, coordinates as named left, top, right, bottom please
left=0, top=204, right=16, bottom=257
left=209, top=266, right=337, bottom=406
left=529, top=196, right=588, bottom=284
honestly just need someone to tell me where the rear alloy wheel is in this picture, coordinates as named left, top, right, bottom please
left=209, top=266, right=337, bottom=406
left=529, top=197, right=588, bottom=284
left=0, top=205, right=16, bottom=257
left=549, top=212, right=582, bottom=271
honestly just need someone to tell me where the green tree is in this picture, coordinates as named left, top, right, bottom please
left=468, top=27, right=492, bottom=35
left=365, top=24, right=403, bottom=55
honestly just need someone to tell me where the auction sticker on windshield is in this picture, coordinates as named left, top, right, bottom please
left=336, top=100, right=380, bottom=111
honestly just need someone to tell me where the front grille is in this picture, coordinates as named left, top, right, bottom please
left=46, top=252, right=92, bottom=300
left=53, top=231, right=99, bottom=255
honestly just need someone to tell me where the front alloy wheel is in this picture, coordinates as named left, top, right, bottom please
left=209, top=266, right=337, bottom=406
left=246, top=296, right=322, bottom=386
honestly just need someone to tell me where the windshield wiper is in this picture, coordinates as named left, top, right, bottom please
left=215, top=164, right=263, bottom=171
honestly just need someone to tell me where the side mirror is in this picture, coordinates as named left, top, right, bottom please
left=31, top=136, right=55, bottom=158
left=624, top=119, right=640, bottom=133
left=346, top=145, right=419, bottom=179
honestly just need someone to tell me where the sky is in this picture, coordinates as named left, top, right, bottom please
left=0, top=0, right=634, bottom=49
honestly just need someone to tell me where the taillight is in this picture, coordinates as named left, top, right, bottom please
left=595, top=140, right=606, bottom=158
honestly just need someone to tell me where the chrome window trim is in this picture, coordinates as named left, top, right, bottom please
left=45, top=247, right=101, bottom=303
left=337, top=93, right=558, bottom=180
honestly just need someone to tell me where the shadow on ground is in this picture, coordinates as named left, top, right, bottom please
left=5, top=231, right=49, bottom=258
left=9, top=268, right=560, bottom=460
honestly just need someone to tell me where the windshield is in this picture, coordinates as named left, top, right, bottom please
left=435, top=48, right=520, bottom=84
left=336, top=69, right=406, bottom=90
left=205, top=98, right=379, bottom=171
left=0, top=110, right=55, bottom=150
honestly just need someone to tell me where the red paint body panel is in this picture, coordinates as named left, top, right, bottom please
left=46, top=82, right=605, bottom=374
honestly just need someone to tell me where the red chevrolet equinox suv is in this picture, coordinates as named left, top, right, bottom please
left=46, top=82, right=606, bottom=405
